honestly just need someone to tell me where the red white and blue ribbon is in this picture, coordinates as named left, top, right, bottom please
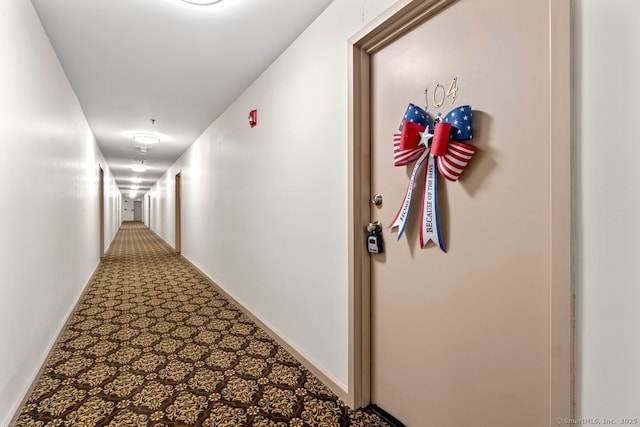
left=389, top=103, right=477, bottom=251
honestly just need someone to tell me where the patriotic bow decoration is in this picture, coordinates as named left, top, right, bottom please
left=389, top=103, right=477, bottom=251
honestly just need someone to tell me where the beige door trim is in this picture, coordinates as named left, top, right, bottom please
left=346, top=0, right=573, bottom=422
left=549, top=0, right=573, bottom=420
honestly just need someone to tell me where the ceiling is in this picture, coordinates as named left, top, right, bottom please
left=31, top=0, right=334, bottom=197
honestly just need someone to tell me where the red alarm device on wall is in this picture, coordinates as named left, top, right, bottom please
left=248, top=109, right=257, bottom=127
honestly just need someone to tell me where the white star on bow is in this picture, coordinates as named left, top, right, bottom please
left=419, top=128, right=433, bottom=146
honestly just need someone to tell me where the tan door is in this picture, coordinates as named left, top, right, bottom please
left=358, top=0, right=571, bottom=425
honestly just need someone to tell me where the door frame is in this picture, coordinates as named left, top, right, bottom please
left=346, top=0, right=573, bottom=422
left=175, top=171, right=182, bottom=254
left=99, top=165, right=105, bottom=259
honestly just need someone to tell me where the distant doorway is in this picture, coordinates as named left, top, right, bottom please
left=133, top=200, right=142, bottom=222
left=175, top=172, right=181, bottom=254
left=147, top=195, right=151, bottom=227
left=99, top=165, right=105, bottom=259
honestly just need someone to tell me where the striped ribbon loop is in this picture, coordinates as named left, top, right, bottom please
left=393, top=133, right=427, bottom=166
left=437, top=141, right=477, bottom=181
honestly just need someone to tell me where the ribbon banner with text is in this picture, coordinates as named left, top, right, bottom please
left=389, top=103, right=477, bottom=252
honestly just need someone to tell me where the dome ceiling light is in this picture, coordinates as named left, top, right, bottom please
left=180, top=0, right=223, bottom=5
left=132, top=133, right=160, bottom=146
left=132, top=161, right=147, bottom=173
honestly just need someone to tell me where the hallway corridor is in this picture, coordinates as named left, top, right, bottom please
left=14, top=223, right=387, bottom=426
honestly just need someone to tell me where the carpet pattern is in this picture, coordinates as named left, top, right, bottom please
left=14, top=222, right=388, bottom=426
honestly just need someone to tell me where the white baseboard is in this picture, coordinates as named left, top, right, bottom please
left=182, top=256, right=349, bottom=403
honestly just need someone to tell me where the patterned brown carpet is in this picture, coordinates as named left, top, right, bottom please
left=14, top=222, right=388, bottom=426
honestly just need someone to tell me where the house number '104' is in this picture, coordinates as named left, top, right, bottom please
left=424, top=77, right=458, bottom=109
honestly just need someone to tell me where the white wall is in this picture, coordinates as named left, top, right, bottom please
left=0, top=1, right=120, bottom=425
left=148, top=0, right=394, bottom=388
left=574, top=0, right=640, bottom=419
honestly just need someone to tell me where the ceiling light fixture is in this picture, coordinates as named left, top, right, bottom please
left=131, top=177, right=142, bottom=184
left=132, top=133, right=160, bottom=145
left=180, top=0, right=223, bottom=5
left=132, top=161, right=147, bottom=172
left=131, top=185, right=140, bottom=190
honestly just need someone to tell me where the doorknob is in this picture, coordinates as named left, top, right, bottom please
left=371, top=193, right=383, bottom=206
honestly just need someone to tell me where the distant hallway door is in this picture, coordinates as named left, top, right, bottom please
left=133, top=200, right=142, bottom=222
left=175, top=172, right=181, bottom=254
left=99, top=165, right=104, bottom=259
